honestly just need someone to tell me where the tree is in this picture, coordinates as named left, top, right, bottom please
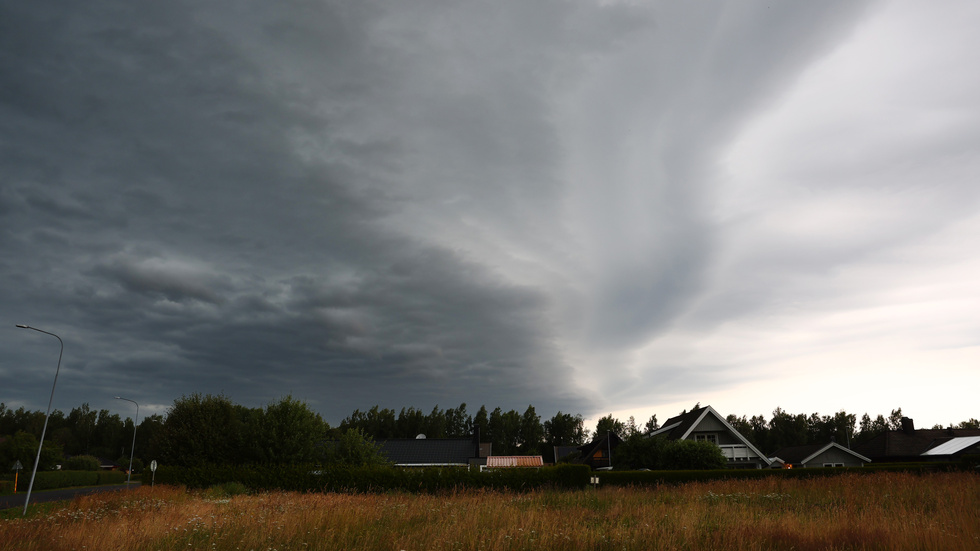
left=958, top=418, right=980, bottom=429
left=396, top=407, right=426, bottom=438
left=322, top=428, right=390, bottom=466
left=855, top=413, right=889, bottom=445
left=473, top=406, right=490, bottom=442
left=615, top=433, right=668, bottom=470
left=138, top=414, right=166, bottom=463
left=768, top=408, right=808, bottom=451
left=661, top=440, right=726, bottom=470
left=887, top=408, right=904, bottom=431
left=445, top=403, right=472, bottom=438
left=251, top=396, right=327, bottom=464
left=727, top=414, right=751, bottom=442
left=592, top=414, right=625, bottom=440
left=518, top=405, right=544, bottom=454
left=544, top=412, right=587, bottom=447
left=643, top=414, right=660, bottom=434
left=423, top=405, right=448, bottom=439
left=615, top=436, right=726, bottom=470
left=64, top=455, right=101, bottom=471
left=157, top=394, right=245, bottom=466
left=0, top=430, right=63, bottom=471
left=65, top=404, right=98, bottom=456
left=488, top=408, right=521, bottom=454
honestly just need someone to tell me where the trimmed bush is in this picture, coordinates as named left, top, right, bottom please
left=156, top=463, right=592, bottom=494
left=64, top=455, right=101, bottom=471
left=28, top=470, right=128, bottom=491
left=592, top=462, right=969, bottom=487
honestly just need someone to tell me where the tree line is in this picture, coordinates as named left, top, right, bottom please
left=2, top=397, right=978, bottom=472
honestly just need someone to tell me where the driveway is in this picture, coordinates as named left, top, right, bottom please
left=0, top=483, right=140, bottom=511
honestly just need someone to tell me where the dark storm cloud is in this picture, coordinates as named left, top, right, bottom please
left=0, top=0, right=588, bottom=420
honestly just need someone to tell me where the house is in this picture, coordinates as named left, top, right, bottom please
left=650, top=405, right=771, bottom=469
left=98, top=458, right=121, bottom=471
left=770, top=442, right=871, bottom=469
left=482, top=455, right=544, bottom=471
left=376, top=431, right=488, bottom=469
left=570, top=432, right=623, bottom=470
left=854, top=417, right=980, bottom=463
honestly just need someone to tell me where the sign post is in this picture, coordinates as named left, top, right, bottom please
left=11, top=460, right=23, bottom=493
left=150, top=460, right=157, bottom=487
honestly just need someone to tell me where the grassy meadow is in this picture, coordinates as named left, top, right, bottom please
left=1, top=470, right=977, bottom=550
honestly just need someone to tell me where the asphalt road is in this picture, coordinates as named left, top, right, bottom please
left=0, top=483, right=141, bottom=511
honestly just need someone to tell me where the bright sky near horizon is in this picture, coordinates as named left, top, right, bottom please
left=3, top=1, right=978, bottom=430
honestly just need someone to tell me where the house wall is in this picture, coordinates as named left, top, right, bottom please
left=688, top=416, right=743, bottom=446
left=694, top=415, right=728, bottom=432
left=804, top=447, right=864, bottom=467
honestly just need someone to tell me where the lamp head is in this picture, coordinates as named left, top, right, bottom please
left=16, top=324, right=29, bottom=329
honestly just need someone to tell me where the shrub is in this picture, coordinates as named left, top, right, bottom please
left=28, top=470, right=128, bottom=491
left=615, top=436, right=727, bottom=470
left=64, top=455, right=101, bottom=471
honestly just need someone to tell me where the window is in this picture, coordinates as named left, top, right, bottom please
left=822, top=463, right=844, bottom=468
left=694, top=434, right=718, bottom=444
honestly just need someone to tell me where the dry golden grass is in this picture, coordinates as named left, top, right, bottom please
left=1, top=471, right=977, bottom=550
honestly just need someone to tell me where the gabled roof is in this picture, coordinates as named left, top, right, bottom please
left=573, top=432, right=623, bottom=469
left=486, top=456, right=544, bottom=468
left=855, top=428, right=980, bottom=459
left=378, top=438, right=478, bottom=466
left=771, top=442, right=870, bottom=465
left=577, top=432, right=623, bottom=455
left=554, top=445, right=582, bottom=462
left=651, top=405, right=771, bottom=465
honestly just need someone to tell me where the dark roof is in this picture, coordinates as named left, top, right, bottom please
left=855, top=428, right=980, bottom=460
left=771, top=442, right=870, bottom=464
left=657, top=406, right=709, bottom=440
left=554, top=445, right=582, bottom=461
left=572, top=432, right=623, bottom=469
left=771, top=443, right=827, bottom=464
left=378, top=438, right=479, bottom=465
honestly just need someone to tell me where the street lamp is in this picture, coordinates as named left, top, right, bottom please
left=15, top=324, right=63, bottom=516
left=114, top=396, right=139, bottom=483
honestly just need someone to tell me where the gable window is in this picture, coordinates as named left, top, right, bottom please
left=694, top=434, right=718, bottom=444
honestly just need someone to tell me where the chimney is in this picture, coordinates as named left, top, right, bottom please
left=901, top=417, right=915, bottom=435
left=472, top=426, right=481, bottom=458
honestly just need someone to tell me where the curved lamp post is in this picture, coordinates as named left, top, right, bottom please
left=15, top=324, right=63, bottom=516
left=114, top=396, right=139, bottom=483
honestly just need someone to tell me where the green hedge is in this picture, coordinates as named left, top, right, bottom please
left=592, top=462, right=971, bottom=487
left=156, top=463, right=592, bottom=493
left=26, top=470, right=128, bottom=491
left=0, top=480, right=12, bottom=495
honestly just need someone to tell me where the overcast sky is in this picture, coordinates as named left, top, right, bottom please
left=3, top=1, right=978, bottom=430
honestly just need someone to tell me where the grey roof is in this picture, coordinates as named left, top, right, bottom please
left=378, top=438, right=479, bottom=466
left=771, top=442, right=870, bottom=464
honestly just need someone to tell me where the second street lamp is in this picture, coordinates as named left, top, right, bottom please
left=114, top=396, right=139, bottom=484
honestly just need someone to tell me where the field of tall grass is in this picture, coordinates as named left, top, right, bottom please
left=1, top=470, right=977, bottom=550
